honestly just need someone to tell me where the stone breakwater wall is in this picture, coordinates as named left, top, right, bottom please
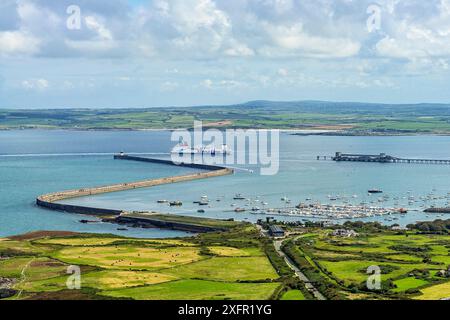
left=115, top=216, right=226, bottom=233
left=424, top=208, right=450, bottom=213
left=36, top=155, right=234, bottom=217
left=113, top=155, right=228, bottom=171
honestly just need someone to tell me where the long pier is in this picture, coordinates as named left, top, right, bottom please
left=36, top=155, right=234, bottom=219
left=317, top=152, right=450, bottom=164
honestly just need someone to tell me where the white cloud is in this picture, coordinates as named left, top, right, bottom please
left=262, top=22, right=361, bottom=58
left=84, top=16, right=113, bottom=41
left=0, top=0, right=368, bottom=60
left=21, top=78, right=49, bottom=90
left=277, top=68, right=288, bottom=76
left=0, top=31, right=40, bottom=56
left=64, top=39, right=117, bottom=53
left=201, top=79, right=214, bottom=89
left=200, top=78, right=244, bottom=90
left=224, top=41, right=254, bottom=57
left=375, top=0, right=450, bottom=61
left=160, top=81, right=179, bottom=91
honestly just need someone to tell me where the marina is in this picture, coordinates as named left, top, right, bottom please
left=265, top=203, right=406, bottom=219
left=156, top=188, right=450, bottom=221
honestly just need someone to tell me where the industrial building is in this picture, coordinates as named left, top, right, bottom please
left=268, top=225, right=285, bottom=238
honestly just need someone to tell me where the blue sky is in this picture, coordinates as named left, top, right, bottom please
left=1, top=0, right=450, bottom=108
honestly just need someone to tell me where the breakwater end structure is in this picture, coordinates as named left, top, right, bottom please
left=317, top=152, right=450, bottom=164
left=115, top=212, right=241, bottom=233
left=36, top=155, right=235, bottom=232
left=424, top=208, right=450, bottom=214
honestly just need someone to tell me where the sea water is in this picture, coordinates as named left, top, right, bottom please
left=1, top=130, right=450, bottom=237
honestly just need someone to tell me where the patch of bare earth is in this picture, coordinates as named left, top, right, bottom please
left=203, top=120, right=233, bottom=127
left=30, top=260, right=66, bottom=268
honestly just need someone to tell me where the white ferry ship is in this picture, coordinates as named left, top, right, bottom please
left=171, top=141, right=231, bottom=155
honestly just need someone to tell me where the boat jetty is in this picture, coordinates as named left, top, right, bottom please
left=317, top=152, right=450, bottom=165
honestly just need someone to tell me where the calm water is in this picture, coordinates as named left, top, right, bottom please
left=1, top=130, right=450, bottom=237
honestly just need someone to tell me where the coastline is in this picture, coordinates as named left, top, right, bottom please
left=2, top=126, right=450, bottom=136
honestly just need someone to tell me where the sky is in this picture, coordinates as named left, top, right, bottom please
left=1, top=0, right=450, bottom=108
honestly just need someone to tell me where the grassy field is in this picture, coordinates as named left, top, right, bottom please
left=163, top=256, right=278, bottom=282
left=0, top=226, right=283, bottom=300
left=5, top=224, right=450, bottom=300
left=289, top=229, right=450, bottom=299
left=51, top=245, right=204, bottom=270
left=102, top=280, right=279, bottom=300
left=416, top=281, right=450, bottom=300
left=392, top=277, right=429, bottom=293
left=280, top=290, right=306, bottom=300
left=2, top=101, right=450, bottom=133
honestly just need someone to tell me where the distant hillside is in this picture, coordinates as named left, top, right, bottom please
left=236, top=100, right=450, bottom=116
left=1, top=100, right=450, bottom=134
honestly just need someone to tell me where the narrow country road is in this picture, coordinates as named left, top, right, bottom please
left=274, top=240, right=326, bottom=300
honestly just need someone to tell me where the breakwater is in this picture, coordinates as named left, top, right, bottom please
left=424, top=208, right=450, bottom=214
left=114, top=214, right=232, bottom=233
left=36, top=155, right=234, bottom=229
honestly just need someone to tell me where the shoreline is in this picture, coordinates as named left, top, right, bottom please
left=2, top=127, right=450, bottom=136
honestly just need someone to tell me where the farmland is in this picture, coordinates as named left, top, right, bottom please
left=3, top=222, right=450, bottom=300
left=0, top=226, right=284, bottom=300
left=2, top=100, right=450, bottom=134
left=283, top=227, right=450, bottom=300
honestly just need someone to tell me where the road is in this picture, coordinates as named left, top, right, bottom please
left=274, top=240, right=326, bottom=300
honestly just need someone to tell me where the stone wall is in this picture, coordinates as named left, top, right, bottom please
left=36, top=156, right=234, bottom=218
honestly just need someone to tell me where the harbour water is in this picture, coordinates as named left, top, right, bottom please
left=1, top=130, right=450, bottom=237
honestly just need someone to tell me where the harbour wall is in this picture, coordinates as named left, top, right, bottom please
left=424, top=208, right=450, bottom=214
left=36, top=155, right=234, bottom=219
left=115, top=216, right=226, bottom=233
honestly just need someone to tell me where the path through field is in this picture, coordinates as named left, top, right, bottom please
left=16, top=258, right=35, bottom=299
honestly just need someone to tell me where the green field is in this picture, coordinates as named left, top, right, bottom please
left=392, top=277, right=429, bottom=293
left=2, top=100, right=450, bottom=134
left=285, top=229, right=450, bottom=300
left=280, top=290, right=306, bottom=300
left=0, top=226, right=284, bottom=300
left=5, top=224, right=450, bottom=300
left=102, top=280, right=279, bottom=300
left=163, top=256, right=278, bottom=282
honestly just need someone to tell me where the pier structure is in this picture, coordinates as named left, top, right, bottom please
left=36, top=155, right=234, bottom=219
left=318, top=152, right=450, bottom=165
